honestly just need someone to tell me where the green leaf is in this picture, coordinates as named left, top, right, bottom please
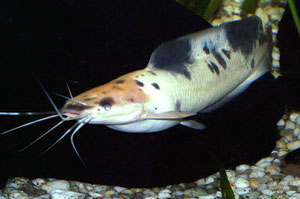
left=175, top=0, right=222, bottom=21
left=242, top=0, right=258, bottom=14
left=209, top=152, right=235, bottom=199
left=288, top=0, right=300, bottom=37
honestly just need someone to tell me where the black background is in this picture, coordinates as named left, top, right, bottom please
left=0, top=0, right=299, bottom=188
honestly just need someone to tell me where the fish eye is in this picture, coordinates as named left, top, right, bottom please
left=104, top=104, right=111, bottom=111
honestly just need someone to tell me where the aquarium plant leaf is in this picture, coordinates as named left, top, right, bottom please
left=288, top=0, right=300, bottom=37
left=209, top=151, right=235, bottom=199
left=175, top=0, right=222, bottom=21
left=241, top=0, right=258, bottom=14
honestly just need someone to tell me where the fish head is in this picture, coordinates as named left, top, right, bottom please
left=61, top=72, right=149, bottom=124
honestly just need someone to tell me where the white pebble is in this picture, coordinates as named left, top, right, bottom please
left=285, top=120, right=296, bottom=130
left=256, top=157, right=274, bottom=168
left=158, top=189, right=171, bottom=199
left=280, top=175, right=295, bottom=185
left=42, top=180, right=70, bottom=193
left=289, top=112, right=298, bottom=122
left=32, top=178, right=46, bottom=186
left=225, top=170, right=236, bottom=182
left=114, top=186, right=126, bottom=193
left=88, top=191, right=103, bottom=198
left=198, top=195, right=216, bottom=199
left=277, top=118, right=285, bottom=126
left=278, top=149, right=289, bottom=156
left=50, top=189, right=84, bottom=199
left=261, top=189, right=274, bottom=196
left=9, top=190, right=29, bottom=199
left=286, top=190, right=296, bottom=196
left=292, top=193, right=300, bottom=197
left=257, top=184, right=267, bottom=191
left=205, top=175, right=216, bottom=184
left=250, top=170, right=265, bottom=178
left=249, top=179, right=261, bottom=188
left=295, top=115, right=300, bottom=125
left=196, top=178, right=206, bottom=185
left=235, top=177, right=249, bottom=189
left=287, top=140, right=300, bottom=151
left=294, top=128, right=300, bottom=137
left=290, top=179, right=300, bottom=186
left=276, top=140, right=286, bottom=148
left=282, top=135, right=294, bottom=143
left=144, top=197, right=156, bottom=199
left=265, top=165, right=281, bottom=175
left=235, top=187, right=251, bottom=195
left=236, top=164, right=250, bottom=173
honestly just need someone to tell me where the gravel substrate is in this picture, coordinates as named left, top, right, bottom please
left=1, top=0, right=299, bottom=198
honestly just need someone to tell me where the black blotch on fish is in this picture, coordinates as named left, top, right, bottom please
left=203, top=42, right=210, bottom=54
left=207, top=62, right=214, bottom=73
left=149, top=38, right=193, bottom=80
left=115, top=80, right=125, bottom=84
left=147, top=71, right=157, bottom=76
left=99, top=97, right=114, bottom=107
left=224, top=16, right=266, bottom=56
left=112, top=85, right=123, bottom=90
left=175, top=100, right=181, bottom=111
left=151, top=82, right=160, bottom=89
left=135, top=80, right=144, bottom=87
left=251, top=58, right=255, bottom=69
left=210, top=61, right=220, bottom=75
left=84, top=97, right=97, bottom=101
left=213, top=50, right=227, bottom=70
left=221, top=48, right=231, bottom=59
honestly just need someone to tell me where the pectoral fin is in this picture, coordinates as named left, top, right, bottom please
left=180, top=120, right=206, bottom=130
left=145, top=111, right=197, bottom=119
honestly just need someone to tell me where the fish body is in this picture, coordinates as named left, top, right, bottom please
left=63, top=16, right=272, bottom=133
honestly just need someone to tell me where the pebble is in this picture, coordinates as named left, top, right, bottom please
left=287, top=140, right=300, bottom=151
left=9, top=190, right=29, bottom=199
left=236, top=164, right=251, bottom=173
left=42, top=180, right=70, bottom=193
left=249, top=178, right=261, bottom=188
left=261, top=189, right=274, bottom=196
left=235, top=177, right=249, bottom=188
left=285, top=121, right=296, bottom=130
left=295, top=116, right=300, bottom=126
left=50, top=189, right=84, bottom=199
left=158, top=189, right=171, bottom=198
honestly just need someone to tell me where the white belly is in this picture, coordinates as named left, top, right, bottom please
left=106, top=119, right=180, bottom=133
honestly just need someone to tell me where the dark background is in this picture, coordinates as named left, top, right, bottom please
left=0, top=0, right=299, bottom=188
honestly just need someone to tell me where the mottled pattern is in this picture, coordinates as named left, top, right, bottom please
left=210, top=61, right=220, bottom=75
left=224, top=16, right=266, bottom=56
left=135, top=80, right=144, bottom=87
left=221, top=49, right=231, bottom=59
left=175, top=100, right=181, bottom=111
left=149, top=38, right=193, bottom=80
left=63, top=71, right=149, bottom=114
left=203, top=42, right=210, bottom=54
left=251, top=58, right=255, bottom=69
left=151, top=83, right=160, bottom=90
left=212, top=50, right=227, bottom=70
left=115, top=80, right=125, bottom=84
left=99, top=97, right=115, bottom=107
